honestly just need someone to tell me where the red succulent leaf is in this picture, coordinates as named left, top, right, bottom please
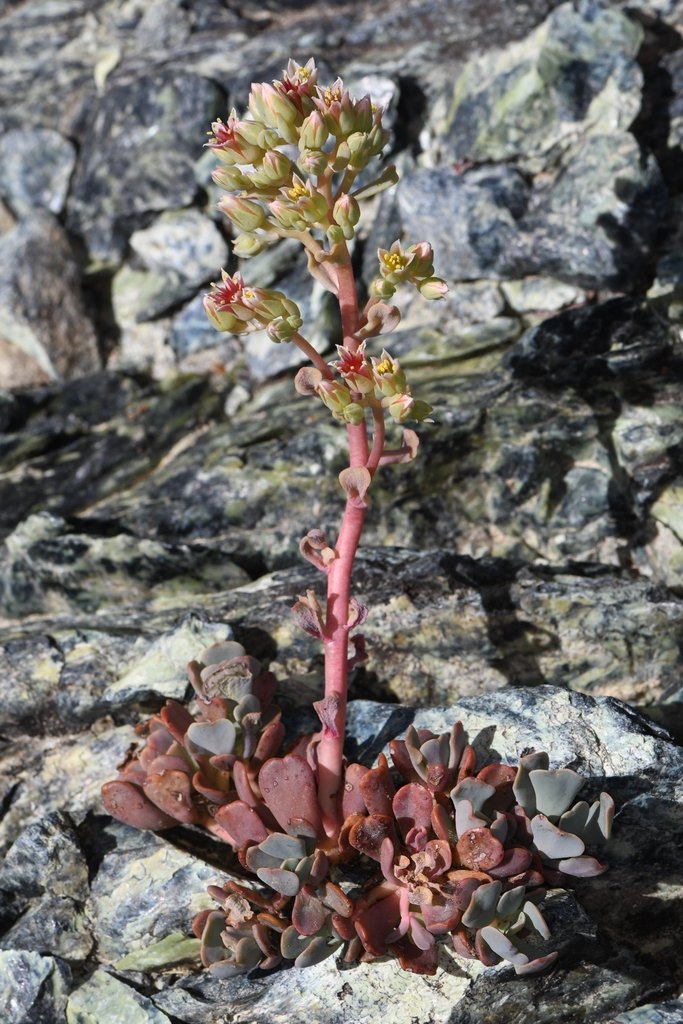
left=457, top=744, right=477, bottom=781
left=292, top=885, right=327, bottom=936
left=456, top=827, right=505, bottom=871
left=331, top=912, right=356, bottom=941
left=421, top=898, right=463, bottom=935
left=355, top=891, right=402, bottom=956
left=445, top=870, right=490, bottom=912
left=452, top=924, right=477, bottom=960
left=342, top=763, right=369, bottom=818
left=349, top=814, right=397, bottom=861
left=394, top=934, right=439, bottom=975
left=476, top=762, right=517, bottom=812
left=392, top=783, right=433, bottom=841
left=192, top=908, right=213, bottom=939
left=143, top=770, right=199, bottom=824
left=259, top=754, right=323, bottom=837
left=488, top=845, right=533, bottom=879
left=191, top=770, right=232, bottom=805
left=253, top=720, right=286, bottom=765
left=389, top=738, right=419, bottom=784
left=359, top=753, right=395, bottom=816
left=232, top=760, right=260, bottom=808
left=474, top=928, right=501, bottom=967
left=431, top=800, right=455, bottom=843
left=321, top=880, right=353, bottom=917
left=160, top=700, right=195, bottom=744
left=214, top=800, right=269, bottom=847
left=101, top=780, right=177, bottom=830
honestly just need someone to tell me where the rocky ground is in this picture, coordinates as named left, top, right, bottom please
left=1, top=0, right=683, bottom=1021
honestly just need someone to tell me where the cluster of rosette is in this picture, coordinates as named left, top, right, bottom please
left=102, top=643, right=614, bottom=978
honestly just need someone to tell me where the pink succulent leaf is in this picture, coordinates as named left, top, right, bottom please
left=488, top=846, right=533, bottom=879
left=394, top=935, right=440, bottom=975
left=421, top=898, right=463, bottom=935
left=355, top=891, right=402, bottom=956
left=431, top=801, right=455, bottom=843
left=292, top=885, right=327, bottom=936
left=312, top=692, right=341, bottom=738
left=160, top=700, right=195, bottom=744
left=457, top=744, right=477, bottom=781
left=308, top=849, right=330, bottom=886
left=514, top=951, right=559, bottom=976
left=349, top=814, right=398, bottom=862
left=191, top=771, right=232, bottom=806
left=101, top=780, right=177, bottom=830
left=347, top=633, right=368, bottom=670
left=253, top=719, right=286, bottom=765
left=342, top=762, right=369, bottom=818
left=347, top=597, right=368, bottom=629
left=474, top=928, right=500, bottom=967
left=259, top=754, right=323, bottom=837
left=299, top=528, right=338, bottom=571
left=456, top=827, right=505, bottom=872
left=232, top=760, right=260, bottom=808
left=338, top=466, right=372, bottom=508
left=380, top=835, right=399, bottom=885
left=321, top=880, right=353, bottom=917
left=199, top=659, right=254, bottom=702
left=143, top=770, right=199, bottom=824
left=448, top=872, right=490, bottom=913
left=452, top=926, right=477, bottom=960
left=530, top=814, right=586, bottom=859
left=392, top=783, right=434, bottom=840
left=556, top=855, right=608, bottom=877
left=359, top=753, right=395, bottom=816
left=359, top=298, right=401, bottom=338
left=291, top=589, right=326, bottom=639
left=149, top=753, right=194, bottom=774
left=406, top=913, right=437, bottom=952
left=389, top=737, right=420, bottom=784
left=214, top=800, right=269, bottom=847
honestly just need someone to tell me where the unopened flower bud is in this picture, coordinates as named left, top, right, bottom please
left=232, top=232, right=270, bottom=258
left=419, top=277, right=448, bottom=300
left=332, top=195, right=360, bottom=239
left=299, top=110, right=329, bottom=150
left=299, top=148, right=330, bottom=176
left=218, top=195, right=267, bottom=232
left=212, top=165, right=251, bottom=191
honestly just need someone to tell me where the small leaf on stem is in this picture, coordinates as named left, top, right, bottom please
left=339, top=466, right=371, bottom=508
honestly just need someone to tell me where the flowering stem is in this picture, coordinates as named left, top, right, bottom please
left=290, top=332, right=334, bottom=379
left=316, top=243, right=369, bottom=836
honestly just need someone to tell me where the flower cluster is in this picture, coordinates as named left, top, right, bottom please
left=202, top=58, right=446, bottom=440
left=206, top=58, right=393, bottom=261
left=294, top=342, right=433, bottom=425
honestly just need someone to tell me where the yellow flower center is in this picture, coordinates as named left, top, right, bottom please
left=375, top=357, right=394, bottom=375
left=288, top=182, right=309, bottom=201
left=322, top=86, right=342, bottom=106
left=382, top=251, right=409, bottom=272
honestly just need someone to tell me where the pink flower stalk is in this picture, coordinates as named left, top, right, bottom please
left=204, top=58, right=447, bottom=840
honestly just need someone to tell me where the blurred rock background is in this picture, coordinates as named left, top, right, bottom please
left=1, top=0, right=683, bottom=1021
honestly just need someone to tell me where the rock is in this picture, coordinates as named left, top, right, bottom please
left=66, top=69, right=224, bottom=265
left=0, top=949, right=71, bottom=1024
left=0, top=128, right=76, bottom=219
left=440, top=1, right=644, bottom=172
left=67, top=969, right=174, bottom=1024
left=0, top=213, right=100, bottom=388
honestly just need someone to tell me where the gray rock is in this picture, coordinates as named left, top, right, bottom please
left=440, top=1, right=643, bottom=172
left=0, top=128, right=76, bottom=219
left=0, top=212, right=99, bottom=388
left=0, top=949, right=70, bottom=1024
left=66, top=69, right=224, bottom=265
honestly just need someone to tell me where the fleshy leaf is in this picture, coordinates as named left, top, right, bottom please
left=292, top=885, right=327, bottom=936
left=259, top=754, right=323, bottom=837
left=214, top=800, right=269, bottom=847
left=456, top=827, right=504, bottom=871
left=462, top=880, right=503, bottom=929
left=530, top=814, right=585, bottom=859
left=143, top=770, right=198, bottom=824
left=512, top=751, right=550, bottom=816
left=186, top=719, right=237, bottom=756
left=101, top=780, right=177, bottom=830
left=529, top=768, right=585, bottom=819
left=479, top=925, right=529, bottom=966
